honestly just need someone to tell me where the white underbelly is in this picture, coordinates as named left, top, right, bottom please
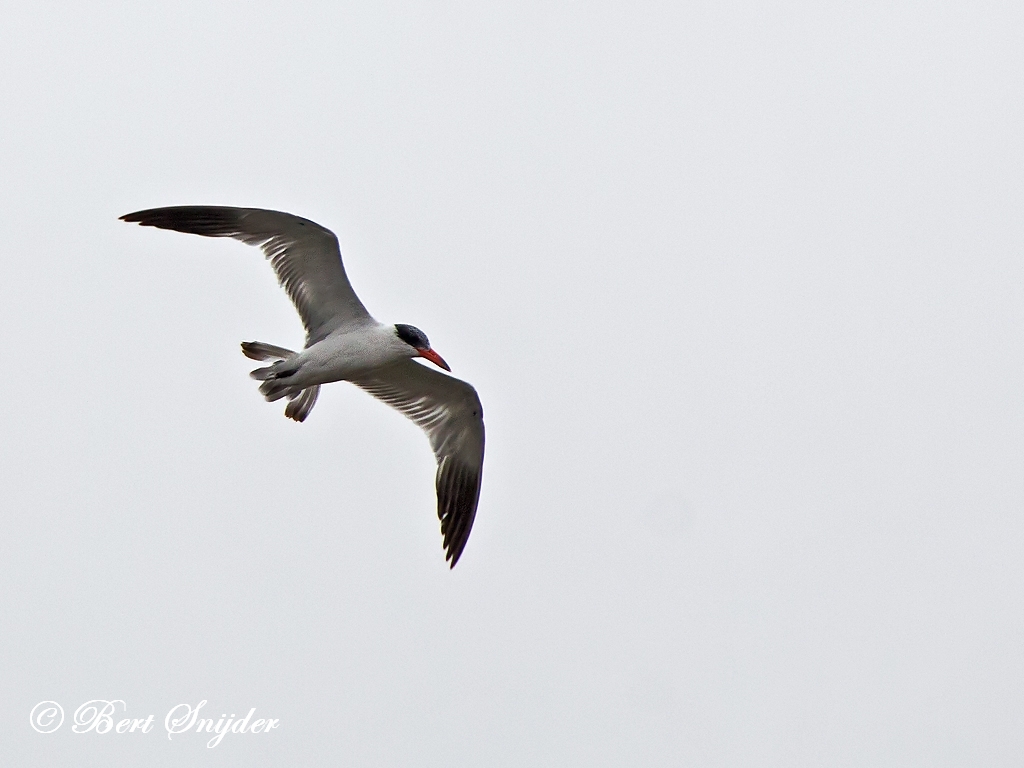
left=293, top=329, right=401, bottom=387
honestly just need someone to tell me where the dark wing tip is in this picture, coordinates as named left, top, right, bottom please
left=118, top=206, right=243, bottom=237
left=438, top=463, right=482, bottom=568
left=120, top=207, right=191, bottom=224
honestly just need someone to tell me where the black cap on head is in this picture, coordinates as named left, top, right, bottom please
left=394, top=323, right=430, bottom=349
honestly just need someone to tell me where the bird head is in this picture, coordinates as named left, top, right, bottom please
left=394, top=324, right=451, bottom=371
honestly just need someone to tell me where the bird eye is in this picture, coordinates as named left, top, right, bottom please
left=395, top=324, right=430, bottom=348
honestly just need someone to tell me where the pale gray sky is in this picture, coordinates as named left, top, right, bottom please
left=2, top=2, right=1023, bottom=765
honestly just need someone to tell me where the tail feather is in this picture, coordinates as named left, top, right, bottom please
left=249, top=362, right=291, bottom=381
left=241, top=341, right=295, bottom=361
left=259, top=378, right=301, bottom=401
left=240, top=340, right=321, bottom=421
left=285, top=385, right=320, bottom=422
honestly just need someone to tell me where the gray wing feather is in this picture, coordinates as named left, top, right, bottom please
left=351, top=359, right=485, bottom=568
left=120, top=206, right=372, bottom=342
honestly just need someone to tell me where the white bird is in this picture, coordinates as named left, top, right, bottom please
left=120, top=206, right=484, bottom=567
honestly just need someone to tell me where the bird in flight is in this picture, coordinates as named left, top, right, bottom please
left=120, top=206, right=484, bottom=567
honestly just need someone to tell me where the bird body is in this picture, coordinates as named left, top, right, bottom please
left=259, top=321, right=425, bottom=390
left=121, top=205, right=484, bottom=567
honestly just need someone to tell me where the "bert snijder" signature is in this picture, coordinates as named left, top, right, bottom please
left=30, top=699, right=279, bottom=748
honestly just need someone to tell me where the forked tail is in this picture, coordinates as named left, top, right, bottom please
left=240, top=341, right=320, bottom=422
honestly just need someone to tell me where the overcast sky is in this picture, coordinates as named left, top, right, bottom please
left=2, top=1, right=1023, bottom=766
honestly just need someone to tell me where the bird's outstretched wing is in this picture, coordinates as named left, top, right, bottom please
left=351, top=359, right=485, bottom=568
left=120, top=206, right=372, bottom=342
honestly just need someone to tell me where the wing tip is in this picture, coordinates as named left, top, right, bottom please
left=446, top=545, right=465, bottom=569
left=119, top=208, right=170, bottom=226
left=437, top=469, right=473, bottom=568
left=439, top=474, right=480, bottom=570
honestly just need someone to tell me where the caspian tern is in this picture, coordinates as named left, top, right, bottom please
left=120, top=206, right=484, bottom=568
